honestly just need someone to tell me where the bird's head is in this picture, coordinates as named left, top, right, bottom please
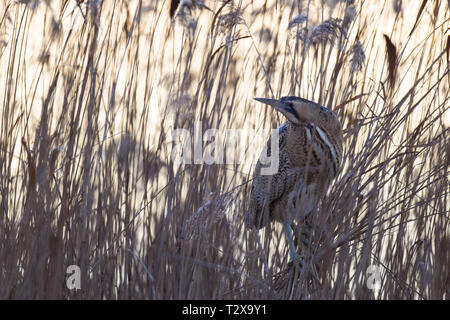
left=253, top=96, right=320, bottom=125
left=254, top=96, right=342, bottom=134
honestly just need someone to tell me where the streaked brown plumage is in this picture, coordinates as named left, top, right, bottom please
left=246, top=96, right=343, bottom=272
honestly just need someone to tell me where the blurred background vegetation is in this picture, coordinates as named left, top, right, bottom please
left=0, top=0, right=448, bottom=299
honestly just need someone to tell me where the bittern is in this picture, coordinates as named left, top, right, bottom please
left=246, top=96, right=343, bottom=274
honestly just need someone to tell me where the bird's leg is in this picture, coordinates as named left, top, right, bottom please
left=292, top=222, right=312, bottom=249
left=283, top=221, right=304, bottom=273
left=292, top=221, right=320, bottom=282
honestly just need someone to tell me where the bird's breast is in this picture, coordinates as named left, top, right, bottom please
left=286, top=124, right=339, bottom=178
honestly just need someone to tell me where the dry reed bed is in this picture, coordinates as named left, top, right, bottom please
left=0, top=0, right=448, bottom=299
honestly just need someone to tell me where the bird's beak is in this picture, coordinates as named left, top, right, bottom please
left=253, top=98, right=281, bottom=109
left=254, top=97, right=300, bottom=124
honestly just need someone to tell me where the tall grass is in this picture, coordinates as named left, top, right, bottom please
left=0, top=0, right=448, bottom=299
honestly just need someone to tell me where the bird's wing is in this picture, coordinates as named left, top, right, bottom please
left=246, top=123, right=305, bottom=229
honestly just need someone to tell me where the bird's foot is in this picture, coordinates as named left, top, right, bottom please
left=292, top=223, right=312, bottom=247
left=287, top=254, right=320, bottom=282
left=287, top=252, right=305, bottom=273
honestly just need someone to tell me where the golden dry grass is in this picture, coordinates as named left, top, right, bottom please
left=0, top=0, right=448, bottom=299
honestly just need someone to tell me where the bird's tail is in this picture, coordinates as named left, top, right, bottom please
left=245, top=200, right=271, bottom=230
